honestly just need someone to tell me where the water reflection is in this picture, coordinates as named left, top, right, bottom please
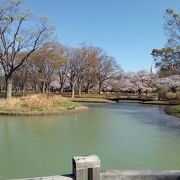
left=0, top=102, right=180, bottom=179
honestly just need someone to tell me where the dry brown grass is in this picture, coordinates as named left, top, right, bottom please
left=0, top=94, right=79, bottom=113
left=166, top=91, right=180, bottom=100
left=0, top=98, right=22, bottom=111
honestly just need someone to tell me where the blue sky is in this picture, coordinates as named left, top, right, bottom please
left=22, top=0, right=180, bottom=72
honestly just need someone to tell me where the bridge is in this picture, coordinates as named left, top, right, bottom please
left=13, top=155, right=180, bottom=180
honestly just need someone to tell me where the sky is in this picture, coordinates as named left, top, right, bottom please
left=21, top=0, right=180, bottom=72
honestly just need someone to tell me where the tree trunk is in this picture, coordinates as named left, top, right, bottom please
left=35, top=84, right=39, bottom=92
left=22, top=86, right=25, bottom=96
left=78, top=83, right=82, bottom=96
left=86, top=83, right=90, bottom=94
left=60, top=87, right=64, bottom=93
left=46, top=83, right=50, bottom=93
left=5, top=76, right=13, bottom=99
left=71, top=83, right=75, bottom=99
left=42, top=82, right=46, bottom=93
left=0, top=84, right=2, bottom=92
left=59, top=83, right=64, bottom=93
left=98, top=83, right=102, bottom=94
left=46, top=83, right=49, bottom=93
left=22, top=89, right=25, bottom=96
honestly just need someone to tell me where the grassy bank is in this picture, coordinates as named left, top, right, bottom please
left=169, top=105, right=180, bottom=114
left=72, top=97, right=114, bottom=103
left=0, top=94, right=87, bottom=116
left=165, top=105, right=180, bottom=118
left=140, top=100, right=180, bottom=105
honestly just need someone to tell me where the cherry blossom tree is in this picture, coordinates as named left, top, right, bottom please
left=155, top=75, right=180, bottom=93
left=114, top=71, right=156, bottom=94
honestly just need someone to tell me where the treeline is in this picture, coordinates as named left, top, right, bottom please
left=0, top=43, right=121, bottom=98
left=0, top=0, right=179, bottom=99
left=0, top=0, right=122, bottom=98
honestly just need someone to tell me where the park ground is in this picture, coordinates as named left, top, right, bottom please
left=0, top=91, right=179, bottom=117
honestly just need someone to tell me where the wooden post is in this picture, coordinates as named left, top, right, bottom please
left=72, top=155, right=101, bottom=180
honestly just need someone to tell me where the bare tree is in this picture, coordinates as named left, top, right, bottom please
left=58, top=52, right=69, bottom=93
left=0, top=0, right=53, bottom=98
left=13, top=63, right=30, bottom=95
left=29, top=42, right=62, bottom=93
left=63, top=47, right=87, bottom=98
left=96, top=49, right=120, bottom=94
left=0, top=64, right=5, bottom=92
left=77, top=45, right=98, bottom=95
left=58, top=65, right=68, bottom=93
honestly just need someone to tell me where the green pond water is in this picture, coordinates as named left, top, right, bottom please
left=0, top=102, right=180, bottom=179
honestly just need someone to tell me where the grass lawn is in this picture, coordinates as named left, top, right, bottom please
left=169, top=105, right=180, bottom=114
left=165, top=105, right=180, bottom=118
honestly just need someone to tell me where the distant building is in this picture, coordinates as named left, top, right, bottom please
left=150, top=62, right=156, bottom=74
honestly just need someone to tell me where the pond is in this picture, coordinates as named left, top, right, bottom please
left=0, top=101, right=180, bottom=179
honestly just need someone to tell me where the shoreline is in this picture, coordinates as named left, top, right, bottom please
left=140, top=100, right=180, bottom=105
left=72, top=98, right=115, bottom=103
left=140, top=101, right=171, bottom=105
left=119, top=100, right=180, bottom=118
left=164, top=106, right=180, bottom=118
left=139, top=100, right=180, bottom=118
left=0, top=106, right=88, bottom=116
